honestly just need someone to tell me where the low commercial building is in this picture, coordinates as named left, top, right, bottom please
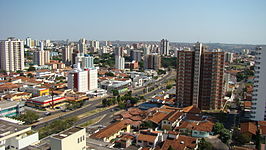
left=50, top=127, right=86, bottom=150
left=0, top=101, right=25, bottom=117
left=100, top=79, right=131, bottom=93
left=20, top=86, right=49, bottom=97
left=0, top=117, right=39, bottom=150
left=3, top=92, right=32, bottom=101
left=26, top=95, right=65, bottom=108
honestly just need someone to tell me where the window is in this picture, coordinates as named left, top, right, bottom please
left=78, top=138, right=79, bottom=143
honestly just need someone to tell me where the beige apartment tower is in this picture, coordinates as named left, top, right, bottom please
left=0, top=37, right=24, bottom=72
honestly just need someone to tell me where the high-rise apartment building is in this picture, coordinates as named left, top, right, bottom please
left=87, top=68, right=98, bottom=90
left=114, top=47, right=124, bottom=57
left=33, top=49, right=50, bottom=66
left=68, top=55, right=98, bottom=92
left=75, top=53, right=94, bottom=69
left=130, top=50, right=142, bottom=62
left=63, top=45, right=74, bottom=65
left=144, top=53, right=161, bottom=70
left=160, top=39, right=170, bottom=56
left=250, top=46, right=266, bottom=121
left=25, top=37, right=32, bottom=48
left=78, top=38, right=87, bottom=54
left=225, top=52, right=234, bottom=63
left=115, top=56, right=125, bottom=70
left=176, top=42, right=225, bottom=110
left=0, top=38, right=24, bottom=72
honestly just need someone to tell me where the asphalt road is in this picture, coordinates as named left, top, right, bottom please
left=32, top=69, right=176, bottom=130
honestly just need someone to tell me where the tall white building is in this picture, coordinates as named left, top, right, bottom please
left=115, top=56, right=125, bottom=70
left=90, top=40, right=100, bottom=50
left=68, top=54, right=98, bottom=92
left=33, top=50, right=50, bottom=66
left=26, top=37, right=32, bottom=48
left=144, top=46, right=151, bottom=55
left=87, top=68, right=98, bottom=90
left=68, top=63, right=89, bottom=93
left=79, top=38, right=87, bottom=54
left=250, top=46, right=266, bottom=121
left=63, top=45, right=74, bottom=65
left=75, top=53, right=94, bottom=69
left=160, top=39, right=170, bottom=56
left=0, top=38, right=24, bottom=72
left=225, top=52, right=234, bottom=63
left=39, top=41, right=44, bottom=51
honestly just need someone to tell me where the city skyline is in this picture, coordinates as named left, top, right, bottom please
left=0, top=0, right=265, bottom=44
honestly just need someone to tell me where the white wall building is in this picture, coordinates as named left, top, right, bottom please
left=160, top=39, right=170, bottom=56
left=68, top=67, right=88, bottom=93
left=250, top=46, right=266, bottom=121
left=115, top=56, right=125, bottom=70
left=78, top=38, right=87, bottom=54
left=33, top=50, right=50, bottom=66
left=0, top=38, right=24, bottom=72
left=87, top=68, right=98, bottom=90
left=50, top=127, right=86, bottom=150
left=63, top=45, right=74, bottom=65
left=25, top=37, right=32, bottom=48
left=0, top=118, right=39, bottom=150
left=225, top=52, right=234, bottom=63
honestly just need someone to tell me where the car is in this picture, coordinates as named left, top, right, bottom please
left=44, top=112, right=51, bottom=116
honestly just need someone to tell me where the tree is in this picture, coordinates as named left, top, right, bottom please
left=166, top=84, right=173, bottom=89
left=233, top=129, right=251, bottom=145
left=16, top=110, right=39, bottom=124
left=118, top=102, right=126, bottom=109
left=105, top=72, right=115, bottom=77
left=213, top=122, right=224, bottom=135
left=157, top=69, right=166, bottom=75
left=112, top=90, right=119, bottom=96
left=198, top=138, right=213, bottom=150
left=28, top=66, right=36, bottom=71
left=168, top=146, right=175, bottom=150
left=219, top=128, right=231, bottom=144
left=27, top=73, right=34, bottom=78
left=102, top=99, right=108, bottom=106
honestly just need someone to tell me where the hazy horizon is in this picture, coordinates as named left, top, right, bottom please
left=0, top=0, right=265, bottom=45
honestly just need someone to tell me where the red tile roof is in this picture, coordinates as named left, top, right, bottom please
left=182, top=105, right=201, bottom=113
left=90, top=120, right=130, bottom=139
left=147, top=112, right=168, bottom=124
left=137, top=133, right=157, bottom=143
left=161, top=135, right=197, bottom=150
left=240, top=122, right=257, bottom=135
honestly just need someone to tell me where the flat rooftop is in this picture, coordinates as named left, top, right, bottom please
left=0, top=118, right=28, bottom=137
left=31, top=95, right=61, bottom=102
left=52, top=127, right=84, bottom=139
left=0, top=100, right=20, bottom=109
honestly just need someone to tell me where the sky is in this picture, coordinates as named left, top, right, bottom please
left=0, top=0, right=265, bottom=44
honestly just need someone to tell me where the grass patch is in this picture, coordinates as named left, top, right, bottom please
left=77, top=107, right=108, bottom=119
left=79, top=116, right=104, bottom=127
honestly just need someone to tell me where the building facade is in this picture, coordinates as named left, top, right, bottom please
left=33, top=50, right=50, bottom=66
left=144, top=54, right=161, bottom=70
left=63, top=45, right=74, bottom=65
left=160, top=39, right=169, bottom=56
left=50, top=127, right=86, bottom=150
left=78, top=38, right=87, bottom=54
left=0, top=38, right=24, bottom=72
left=130, top=50, right=142, bottom=62
left=115, top=56, right=125, bottom=70
left=176, top=42, right=225, bottom=110
left=250, top=46, right=266, bottom=121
